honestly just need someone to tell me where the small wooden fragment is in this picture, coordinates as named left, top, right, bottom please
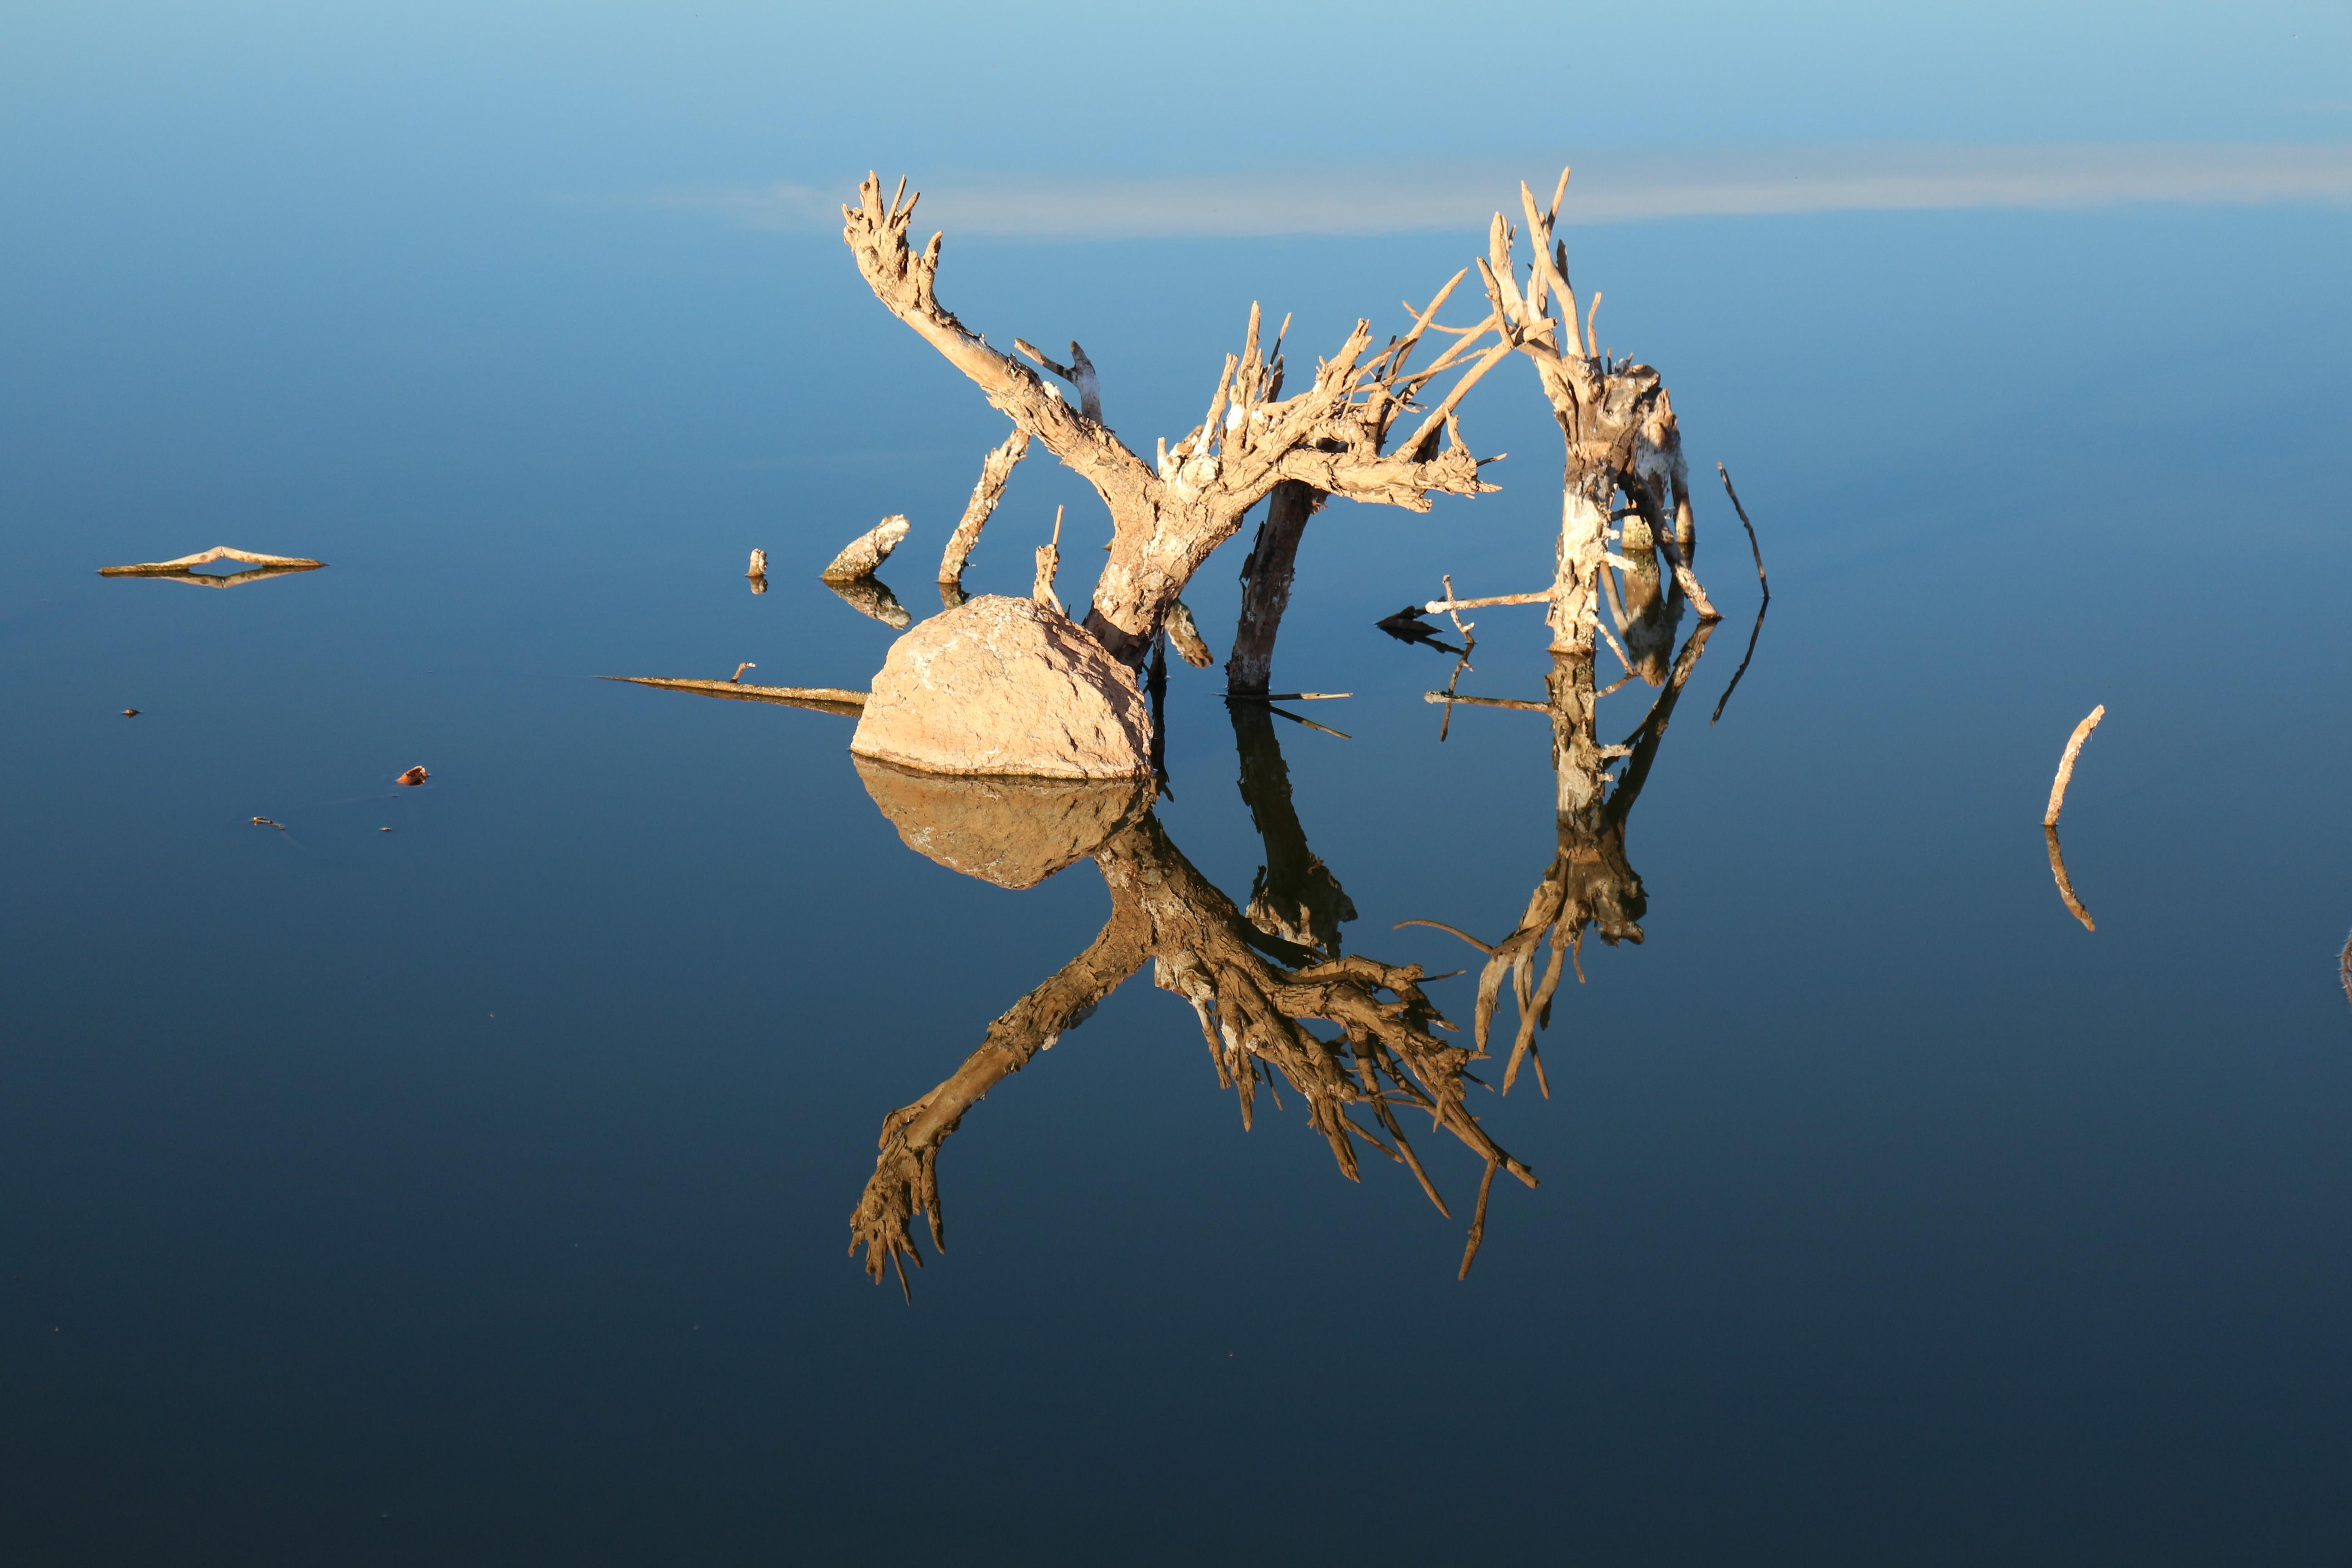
left=2043, top=705, right=2106, bottom=827
left=100, top=546, right=323, bottom=575
left=732, top=662, right=757, bottom=683
left=397, top=766, right=429, bottom=786
left=820, top=516, right=910, bottom=582
left=747, top=548, right=768, bottom=578
left=1032, top=505, right=1064, bottom=613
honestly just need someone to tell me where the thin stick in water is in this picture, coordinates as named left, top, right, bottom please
left=1715, top=462, right=1769, bottom=601
left=2044, top=705, right=2106, bottom=828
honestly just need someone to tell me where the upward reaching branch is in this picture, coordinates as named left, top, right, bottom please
left=843, top=172, right=1506, bottom=664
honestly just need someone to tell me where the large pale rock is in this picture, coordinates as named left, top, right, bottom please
left=849, top=595, right=1153, bottom=779
left=854, top=757, right=1151, bottom=889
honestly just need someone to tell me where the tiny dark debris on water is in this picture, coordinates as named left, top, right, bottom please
left=397, top=766, right=430, bottom=786
left=250, top=817, right=284, bottom=831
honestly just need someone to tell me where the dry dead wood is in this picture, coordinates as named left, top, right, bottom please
left=99, top=546, right=324, bottom=575
left=1473, top=172, right=1720, bottom=661
left=849, top=805, right=1537, bottom=1294
left=843, top=172, right=1507, bottom=665
left=938, top=428, right=1030, bottom=590
left=1226, top=480, right=1323, bottom=694
left=821, top=515, right=910, bottom=582
left=2044, top=705, right=2106, bottom=827
left=601, top=676, right=867, bottom=715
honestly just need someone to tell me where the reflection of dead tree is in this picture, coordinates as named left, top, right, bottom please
left=1412, top=621, right=1714, bottom=1096
left=1472, top=172, right=1719, bottom=663
left=850, top=891, right=1152, bottom=1299
left=843, top=173, right=1510, bottom=665
left=850, top=810, right=1536, bottom=1294
left=1230, top=699, right=1355, bottom=956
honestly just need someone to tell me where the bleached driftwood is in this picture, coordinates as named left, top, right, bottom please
left=820, top=515, right=910, bottom=582
left=1475, top=171, right=1720, bottom=662
left=843, top=173, right=1510, bottom=665
left=937, top=429, right=1030, bottom=590
left=99, top=547, right=325, bottom=586
left=602, top=676, right=867, bottom=716
left=2043, top=705, right=2106, bottom=828
left=1031, top=506, right=1064, bottom=614
left=748, top=548, right=769, bottom=578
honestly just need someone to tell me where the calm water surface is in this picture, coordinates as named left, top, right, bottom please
left=5, top=183, right=2351, bottom=1562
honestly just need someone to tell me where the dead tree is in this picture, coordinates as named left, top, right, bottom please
left=851, top=794, right=1533, bottom=1295
left=842, top=173, right=1514, bottom=666
left=1412, top=620, right=1715, bottom=1097
left=1472, top=171, right=1720, bottom=662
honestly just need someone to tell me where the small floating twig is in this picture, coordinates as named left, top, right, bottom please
left=1226, top=691, right=1351, bottom=702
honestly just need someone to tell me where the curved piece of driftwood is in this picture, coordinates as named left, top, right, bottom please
left=2044, top=705, right=2106, bottom=827
left=602, top=676, right=867, bottom=715
left=99, top=546, right=325, bottom=576
left=820, top=515, right=910, bottom=583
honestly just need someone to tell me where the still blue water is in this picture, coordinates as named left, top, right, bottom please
left=5, top=106, right=2352, bottom=1566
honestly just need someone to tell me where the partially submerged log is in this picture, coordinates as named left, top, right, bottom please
left=100, top=546, right=324, bottom=576
left=602, top=676, right=867, bottom=716
left=820, top=515, right=910, bottom=582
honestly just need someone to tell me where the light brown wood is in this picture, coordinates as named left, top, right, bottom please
left=842, top=173, right=1503, bottom=664
left=2044, top=705, right=2106, bottom=827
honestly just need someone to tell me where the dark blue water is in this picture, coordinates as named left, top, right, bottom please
left=7, top=19, right=2352, bottom=1557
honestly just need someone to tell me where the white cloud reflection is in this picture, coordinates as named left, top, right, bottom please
left=643, top=144, right=2352, bottom=240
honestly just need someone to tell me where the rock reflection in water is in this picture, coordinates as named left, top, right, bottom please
left=848, top=714, right=1539, bottom=1298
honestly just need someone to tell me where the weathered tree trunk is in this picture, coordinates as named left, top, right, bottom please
left=1224, top=480, right=1324, bottom=695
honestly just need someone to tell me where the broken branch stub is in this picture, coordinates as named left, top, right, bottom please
left=821, top=515, right=910, bottom=582
left=938, top=428, right=1030, bottom=588
left=843, top=172, right=1502, bottom=665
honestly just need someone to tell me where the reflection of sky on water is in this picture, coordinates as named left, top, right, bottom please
left=5, top=4, right=2352, bottom=1562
